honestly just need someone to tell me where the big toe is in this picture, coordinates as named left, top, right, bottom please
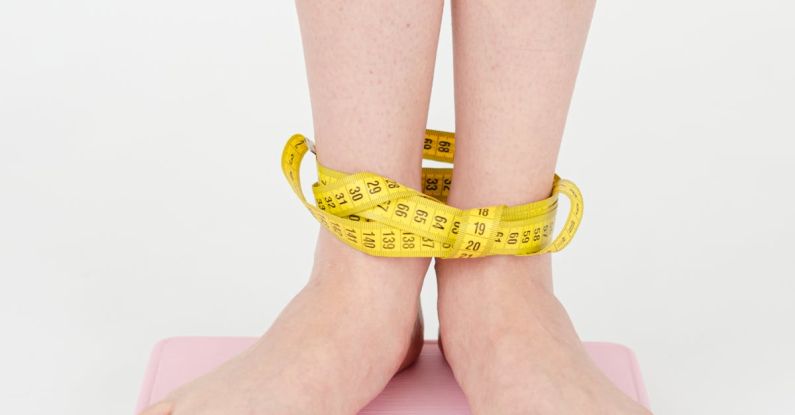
left=138, top=401, right=174, bottom=415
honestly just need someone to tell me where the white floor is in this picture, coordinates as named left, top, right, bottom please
left=2, top=1, right=794, bottom=414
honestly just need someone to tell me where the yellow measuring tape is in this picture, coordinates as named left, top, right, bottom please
left=281, top=129, right=583, bottom=258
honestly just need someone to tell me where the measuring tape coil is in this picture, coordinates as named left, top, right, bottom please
left=281, top=129, right=583, bottom=258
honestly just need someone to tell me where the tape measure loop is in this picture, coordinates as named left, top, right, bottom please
left=281, top=130, right=584, bottom=258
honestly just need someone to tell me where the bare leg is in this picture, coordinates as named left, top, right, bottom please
left=139, top=1, right=444, bottom=414
left=435, top=1, right=651, bottom=414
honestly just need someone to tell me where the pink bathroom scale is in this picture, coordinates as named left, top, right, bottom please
left=136, top=337, right=650, bottom=414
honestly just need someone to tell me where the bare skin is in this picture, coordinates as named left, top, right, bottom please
left=139, top=1, right=444, bottom=414
left=140, top=231, right=427, bottom=415
left=141, top=0, right=652, bottom=414
left=435, top=1, right=652, bottom=414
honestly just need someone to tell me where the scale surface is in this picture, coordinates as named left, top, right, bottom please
left=136, top=337, right=650, bottom=414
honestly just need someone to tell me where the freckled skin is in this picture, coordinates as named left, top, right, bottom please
left=140, top=1, right=443, bottom=414
left=142, top=1, right=653, bottom=414
left=435, top=1, right=651, bottom=414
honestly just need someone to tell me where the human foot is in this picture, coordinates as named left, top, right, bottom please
left=140, top=229, right=429, bottom=415
left=435, top=255, right=651, bottom=415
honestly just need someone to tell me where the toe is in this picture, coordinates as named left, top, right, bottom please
left=138, top=401, right=174, bottom=415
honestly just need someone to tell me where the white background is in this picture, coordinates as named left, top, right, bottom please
left=1, top=1, right=794, bottom=414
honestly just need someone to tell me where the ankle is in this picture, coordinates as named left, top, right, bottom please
left=310, top=228, right=429, bottom=294
left=435, top=254, right=553, bottom=296
left=435, top=255, right=585, bottom=356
